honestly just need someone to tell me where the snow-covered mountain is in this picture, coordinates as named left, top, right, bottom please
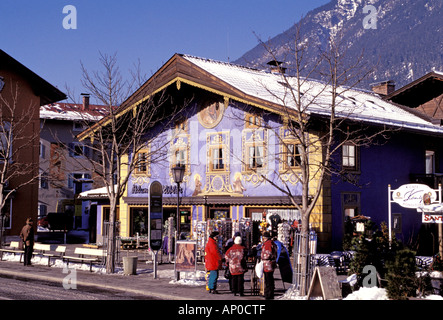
left=234, top=0, right=443, bottom=89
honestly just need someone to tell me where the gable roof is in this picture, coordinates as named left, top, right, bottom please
left=80, top=53, right=443, bottom=139
left=0, top=50, right=66, bottom=105
left=385, top=71, right=443, bottom=108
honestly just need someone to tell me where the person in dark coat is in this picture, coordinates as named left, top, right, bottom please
left=19, top=218, right=34, bottom=266
left=205, top=231, right=222, bottom=294
left=260, top=232, right=277, bottom=299
left=225, top=236, right=247, bottom=296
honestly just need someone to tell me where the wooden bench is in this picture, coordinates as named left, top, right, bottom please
left=0, top=241, right=24, bottom=262
left=62, top=247, right=106, bottom=271
left=32, top=243, right=66, bottom=266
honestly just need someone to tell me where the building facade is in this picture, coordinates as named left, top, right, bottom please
left=39, top=95, right=108, bottom=230
left=81, top=55, right=443, bottom=254
left=0, top=50, right=65, bottom=235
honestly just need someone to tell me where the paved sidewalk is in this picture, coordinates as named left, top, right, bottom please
left=0, top=241, right=289, bottom=301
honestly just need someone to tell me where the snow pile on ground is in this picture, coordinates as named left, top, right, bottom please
left=168, top=270, right=208, bottom=286
left=343, top=287, right=389, bottom=300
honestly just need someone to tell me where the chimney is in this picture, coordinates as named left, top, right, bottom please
left=81, top=93, right=90, bottom=110
left=370, top=80, right=395, bottom=96
left=267, top=60, right=286, bottom=74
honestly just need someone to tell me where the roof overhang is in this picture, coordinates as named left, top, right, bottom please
left=0, top=50, right=66, bottom=105
left=385, top=71, right=443, bottom=108
left=77, top=53, right=295, bottom=141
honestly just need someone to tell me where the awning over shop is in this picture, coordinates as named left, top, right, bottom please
left=122, top=195, right=301, bottom=206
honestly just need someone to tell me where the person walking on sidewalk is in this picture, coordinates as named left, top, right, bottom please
left=205, top=231, right=222, bottom=294
left=225, top=236, right=247, bottom=296
left=19, top=217, right=35, bottom=266
left=261, top=232, right=277, bottom=299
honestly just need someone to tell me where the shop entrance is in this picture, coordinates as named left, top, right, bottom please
left=162, top=207, right=191, bottom=238
left=130, top=207, right=148, bottom=237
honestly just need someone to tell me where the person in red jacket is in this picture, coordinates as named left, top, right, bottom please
left=225, top=236, right=247, bottom=296
left=205, top=231, right=222, bottom=294
left=261, top=232, right=277, bottom=299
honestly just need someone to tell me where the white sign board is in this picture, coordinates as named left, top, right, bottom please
left=391, top=184, right=437, bottom=209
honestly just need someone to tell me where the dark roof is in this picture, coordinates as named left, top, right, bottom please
left=385, top=71, right=443, bottom=108
left=0, top=49, right=66, bottom=105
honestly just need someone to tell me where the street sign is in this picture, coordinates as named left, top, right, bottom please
left=148, top=181, right=163, bottom=251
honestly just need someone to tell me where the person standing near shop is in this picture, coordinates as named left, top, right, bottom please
left=225, top=236, right=247, bottom=296
left=205, top=231, right=222, bottom=294
left=261, top=232, right=277, bottom=299
left=19, top=217, right=34, bottom=266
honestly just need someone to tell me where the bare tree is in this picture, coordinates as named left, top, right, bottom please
left=74, top=52, right=181, bottom=273
left=0, top=80, right=41, bottom=244
left=241, top=27, right=391, bottom=294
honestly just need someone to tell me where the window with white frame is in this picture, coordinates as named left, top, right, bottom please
left=342, top=143, right=358, bottom=171
left=207, top=132, right=229, bottom=172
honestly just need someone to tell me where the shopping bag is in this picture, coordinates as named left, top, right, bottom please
left=255, top=261, right=264, bottom=278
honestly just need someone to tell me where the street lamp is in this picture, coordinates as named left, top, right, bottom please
left=172, top=165, right=185, bottom=239
left=172, top=164, right=185, bottom=280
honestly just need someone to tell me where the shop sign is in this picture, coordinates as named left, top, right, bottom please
left=391, top=184, right=437, bottom=209
left=422, top=214, right=443, bottom=224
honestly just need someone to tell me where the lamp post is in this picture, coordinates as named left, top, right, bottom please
left=172, top=165, right=185, bottom=280
left=172, top=165, right=185, bottom=237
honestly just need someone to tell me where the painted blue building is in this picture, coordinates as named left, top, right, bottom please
left=80, top=55, right=443, bottom=254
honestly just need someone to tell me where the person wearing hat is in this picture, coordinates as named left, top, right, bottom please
left=19, top=217, right=35, bottom=266
left=205, top=231, right=222, bottom=294
left=260, top=231, right=277, bottom=299
left=224, top=231, right=241, bottom=253
left=225, top=236, right=247, bottom=296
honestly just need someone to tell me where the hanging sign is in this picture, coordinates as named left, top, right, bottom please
left=391, top=184, right=437, bottom=209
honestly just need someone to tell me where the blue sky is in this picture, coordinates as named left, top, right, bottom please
left=1, top=0, right=330, bottom=102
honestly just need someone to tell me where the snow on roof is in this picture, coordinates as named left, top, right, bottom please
left=182, top=55, right=443, bottom=134
left=40, top=102, right=109, bottom=121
